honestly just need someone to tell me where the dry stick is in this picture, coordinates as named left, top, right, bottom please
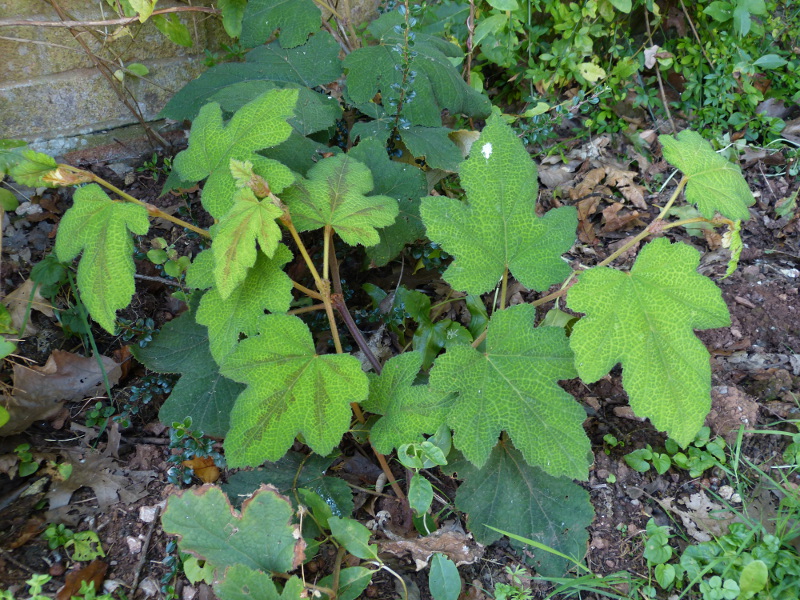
left=131, top=505, right=160, bottom=592
left=678, top=0, right=714, bottom=70
left=645, top=15, right=677, bottom=133
left=134, top=273, right=182, bottom=287
left=0, top=6, right=219, bottom=28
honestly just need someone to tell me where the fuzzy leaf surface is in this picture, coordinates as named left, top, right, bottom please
left=8, top=150, right=58, bottom=187
left=348, top=138, right=427, bottom=266
left=567, top=238, right=730, bottom=446
left=421, top=115, right=576, bottom=295
left=212, top=188, right=284, bottom=298
left=197, top=246, right=293, bottom=363
left=660, top=130, right=754, bottom=221
left=215, top=566, right=303, bottom=600
left=160, top=33, right=342, bottom=121
left=282, top=154, right=399, bottom=246
left=173, top=89, right=296, bottom=219
left=429, top=304, right=590, bottom=479
left=445, top=442, right=593, bottom=577
left=54, top=184, right=149, bottom=333
left=223, top=452, right=354, bottom=519
left=220, top=315, right=368, bottom=467
left=344, top=12, right=490, bottom=127
left=132, top=294, right=244, bottom=437
left=161, top=484, right=303, bottom=574
left=364, top=352, right=454, bottom=454
left=240, top=0, right=320, bottom=48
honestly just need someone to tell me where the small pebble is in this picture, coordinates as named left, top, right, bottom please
left=719, top=485, right=734, bottom=500
left=126, top=536, right=142, bottom=554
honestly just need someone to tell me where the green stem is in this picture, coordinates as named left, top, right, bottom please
left=499, top=268, right=508, bottom=311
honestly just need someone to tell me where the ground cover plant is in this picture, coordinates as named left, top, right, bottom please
left=1, top=0, right=798, bottom=599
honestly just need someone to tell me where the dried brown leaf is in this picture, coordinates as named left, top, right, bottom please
left=2, top=279, right=54, bottom=336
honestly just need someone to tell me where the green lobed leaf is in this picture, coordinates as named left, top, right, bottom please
left=215, top=565, right=304, bottom=600
left=211, top=188, right=285, bottom=298
left=261, top=132, right=341, bottom=176
left=364, top=352, right=455, bottom=454
left=54, top=184, right=149, bottom=333
left=567, top=238, right=731, bottom=446
left=160, top=33, right=342, bottom=121
left=218, top=0, right=247, bottom=38
left=421, top=114, right=576, bottom=295
left=429, top=553, right=461, bottom=600
left=282, top=154, right=399, bottom=246
left=399, top=127, right=464, bottom=172
left=220, top=315, right=369, bottom=467
left=444, top=441, right=593, bottom=577
left=132, top=293, right=244, bottom=437
left=223, top=451, right=354, bottom=519
left=240, top=0, right=321, bottom=49
left=348, top=137, right=427, bottom=266
left=660, top=130, right=754, bottom=221
left=8, top=150, right=58, bottom=188
left=161, top=484, right=303, bottom=574
left=429, top=304, right=590, bottom=479
left=197, top=246, right=294, bottom=363
left=328, top=517, right=378, bottom=561
left=344, top=12, right=490, bottom=128
left=173, top=89, right=297, bottom=219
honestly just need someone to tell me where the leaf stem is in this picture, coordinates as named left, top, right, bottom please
left=271, top=572, right=335, bottom=596
left=331, top=546, right=346, bottom=595
left=288, top=303, right=326, bottom=316
left=499, top=267, right=508, bottom=311
left=323, top=225, right=332, bottom=282
left=292, top=281, right=323, bottom=301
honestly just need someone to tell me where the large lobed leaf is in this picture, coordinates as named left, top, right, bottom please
left=240, top=0, right=321, bottom=49
left=445, top=441, right=593, bottom=577
left=132, top=293, right=244, bottom=437
left=421, top=114, right=576, bottom=295
left=160, top=33, right=342, bottom=121
left=173, top=89, right=297, bottom=219
left=161, top=484, right=304, bottom=575
left=567, top=238, right=730, bottom=446
left=55, top=184, right=149, bottom=333
left=429, top=304, right=591, bottom=480
left=660, top=130, right=754, bottom=221
left=282, top=154, right=399, bottom=246
left=220, top=315, right=369, bottom=467
left=344, top=12, right=490, bottom=128
left=364, top=352, right=454, bottom=454
left=215, top=565, right=304, bottom=600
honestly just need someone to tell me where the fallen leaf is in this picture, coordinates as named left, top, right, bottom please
left=0, top=351, right=122, bottom=436
left=601, top=203, right=644, bottom=233
left=380, top=521, right=484, bottom=570
left=8, top=515, right=45, bottom=549
left=2, top=279, right=54, bottom=336
left=605, top=167, right=647, bottom=210
left=182, top=456, right=220, bottom=483
left=57, top=560, right=108, bottom=600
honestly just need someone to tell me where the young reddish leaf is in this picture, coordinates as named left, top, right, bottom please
left=567, top=238, right=730, bottom=446
left=220, top=315, right=368, bottom=467
left=660, top=130, right=754, bottom=221
left=421, top=114, right=576, bottom=295
left=429, top=304, right=590, bottom=480
left=55, top=184, right=149, bottom=333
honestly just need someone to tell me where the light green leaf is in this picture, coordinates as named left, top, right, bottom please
left=421, top=114, right=576, bottom=295
left=722, top=220, right=742, bottom=279
left=733, top=4, right=752, bottom=36
left=220, top=315, right=368, bottom=467
left=216, top=565, right=304, bottom=600
left=8, top=150, right=58, bottom=188
left=160, top=33, right=342, bottom=121
left=486, top=0, right=519, bottom=9
left=318, top=567, right=374, bottom=600
left=129, top=0, right=156, bottom=21
left=752, top=54, right=787, bottom=69
left=161, top=484, right=303, bottom=574
left=218, top=0, right=248, bottom=39
left=54, top=184, right=149, bottom=333
left=211, top=188, right=284, bottom=298
left=429, top=553, right=461, bottom=600
left=660, top=130, right=754, bottom=221
left=348, top=137, right=427, bottom=266
left=655, top=563, right=676, bottom=589
left=704, top=1, right=733, bottom=22
left=0, top=188, right=19, bottom=211
left=344, top=12, right=490, bottom=128
left=567, top=238, right=730, bottom=446
left=132, top=293, right=244, bottom=437
left=364, top=352, right=454, bottom=454
left=408, top=473, right=434, bottom=514
left=739, top=559, right=767, bottom=596
left=126, top=63, right=149, bottom=77
left=223, top=452, right=354, bottom=519
left=400, top=127, right=464, bottom=171
left=444, top=441, right=593, bottom=577
left=198, top=246, right=293, bottom=362
left=152, top=14, right=193, bottom=47
left=473, top=13, right=507, bottom=47
left=240, top=0, right=321, bottom=48
left=577, top=62, right=607, bottom=83
left=328, top=517, right=378, bottom=561
left=282, top=154, right=399, bottom=246
left=173, top=89, right=297, bottom=219
left=430, top=304, right=590, bottom=478
left=608, top=0, right=633, bottom=12
left=0, top=405, right=9, bottom=429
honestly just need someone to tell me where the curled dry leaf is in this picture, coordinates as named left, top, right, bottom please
left=2, top=278, right=55, bottom=336
left=182, top=456, right=221, bottom=484
left=56, top=559, right=108, bottom=600
left=380, top=521, right=484, bottom=570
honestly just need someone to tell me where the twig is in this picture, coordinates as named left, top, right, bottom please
left=133, top=273, right=182, bottom=287
left=678, top=0, right=714, bottom=70
left=645, top=14, right=676, bottom=133
left=0, top=6, right=219, bottom=28
left=131, top=504, right=160, bottom=591
left=0, top=548, right=36, bottom=574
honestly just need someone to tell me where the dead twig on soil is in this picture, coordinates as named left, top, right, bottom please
left=131, top=504, right=160, bottom=592
left=645, top=14, right=677, bottom=134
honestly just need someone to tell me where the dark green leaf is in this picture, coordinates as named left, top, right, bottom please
left=240, top=0, right=321, bottom=48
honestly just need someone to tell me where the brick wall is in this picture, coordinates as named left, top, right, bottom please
left=0, top=0, right=224, bottom=147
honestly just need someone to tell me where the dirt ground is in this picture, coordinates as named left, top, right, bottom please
left=1, top=134, right=799, bottom=600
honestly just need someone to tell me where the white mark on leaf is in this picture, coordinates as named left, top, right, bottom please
left=481, top=143, right=492, bottom=160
